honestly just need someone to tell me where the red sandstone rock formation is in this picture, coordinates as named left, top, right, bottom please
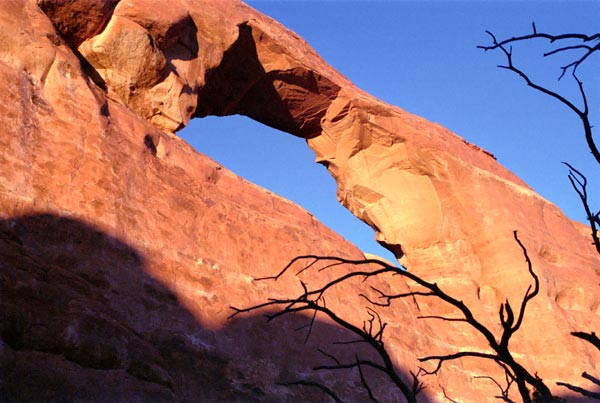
left=0, top=0, right=599, bottom=402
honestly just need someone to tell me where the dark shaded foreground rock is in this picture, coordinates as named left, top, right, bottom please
left=0, top=215, right=433, bottom=402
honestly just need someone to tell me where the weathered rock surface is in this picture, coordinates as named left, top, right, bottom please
left=0, top=0, right=599, bottom=402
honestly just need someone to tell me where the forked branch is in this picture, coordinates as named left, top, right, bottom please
left=482, top=31, right=600, bottom=400
left=478, top=23, right=600, bottom=165
left=231, top=232, right=554, bottom=402
left=572, top=331, right=600, bottom=352
left=556, top=372, right=600, bottom=400
left=563, top=162, right=600, bottom=253
left=557, top=332, right=600, bottom=400
left=417, top=231, right=550, bottom=402
left=230, top=257, right=422, bottom=402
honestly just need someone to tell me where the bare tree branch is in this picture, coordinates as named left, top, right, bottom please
left=419, top=351, right=501, bottom=375
left=360, top=286, right=437, bottom=307
left=572, top=331, right=600, bottom=352
left=356, top=354, right=380, bottom=403
left=478, top=24, right=600, bottom=165
left=318, top=348, right=342, bottom=366
left=583, top=372, right=600, bottom=388
left=232, top=262, right=423, bottom=403
left=413, top=231, right=551, bottom=402
left=416, top=315, right=467, bottom=323
left=475, top=373, right=517, bottom=403
left=482, top=30, right=600, bottom=401
left=563, top=162, right=600, bottom=254
left=558, top=333, right=600, bottom=400
left=231, top=231, right=559, bottom=402
left=511, top=231, right=540, bottom=334
left=441, top=385, right=460, bottom=403
left=556, top=378, right=600, bottom=400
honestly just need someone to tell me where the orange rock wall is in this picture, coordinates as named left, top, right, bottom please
left=1, top=0, right=599, bottom=402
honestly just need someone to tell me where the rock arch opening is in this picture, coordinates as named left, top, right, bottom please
left=179, top=115, right=398, bottom=263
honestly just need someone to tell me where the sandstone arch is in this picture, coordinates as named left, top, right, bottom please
left=1, top=0, right=598, bottom=400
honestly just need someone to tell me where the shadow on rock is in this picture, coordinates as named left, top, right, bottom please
left=0, top=213, right=434, bottom=402
left=0, top=214, right=242, bottom=402
left=9, top=213, right=592, bottom=402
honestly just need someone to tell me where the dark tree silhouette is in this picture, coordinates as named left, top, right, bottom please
left=231, top=232, right=556, bottom=402
left=557, top=372, right=600, bottom=400
left=480, top=24, right=600, bottom=400
left=231, top=257, right=425, bottom=403
left=564, top=162, right=600, bottom=254
left=478, top=24, right=600, bottom=254
left=231, top=25, right=600, bottom=403
left=416, top=232, right=553, bottom=403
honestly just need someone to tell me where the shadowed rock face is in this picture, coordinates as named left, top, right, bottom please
left=0, top=214, right=427, bottom=403
left=0, top=0, right=599, bottom=402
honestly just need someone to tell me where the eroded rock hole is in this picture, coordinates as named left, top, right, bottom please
left=144, top=134, right=158, bottom=155
left=179, top=115, right=397, bottom=263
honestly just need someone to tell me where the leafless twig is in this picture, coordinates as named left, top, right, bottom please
left=479, top=23, right=599, bottom=165
left=563, top=162, right=600, bottom=254
left=231, top=232, right=554, bottom=402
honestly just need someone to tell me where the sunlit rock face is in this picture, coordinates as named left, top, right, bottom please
left=0, top=0, right=599, bottom=402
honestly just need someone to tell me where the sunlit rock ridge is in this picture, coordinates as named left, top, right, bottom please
left=0, top=0, right=598, bottom=402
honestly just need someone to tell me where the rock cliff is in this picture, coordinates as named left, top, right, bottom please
left=0, top=0, right=598, bottom=402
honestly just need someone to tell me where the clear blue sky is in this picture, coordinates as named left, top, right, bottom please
left=181, top=1, right=599, bottom=262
